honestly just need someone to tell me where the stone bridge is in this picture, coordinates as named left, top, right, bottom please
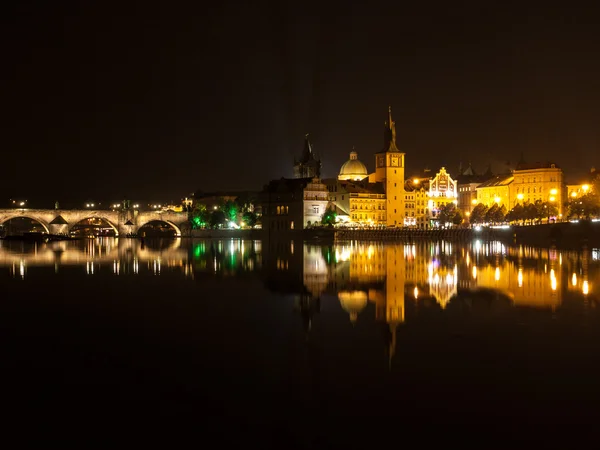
left=0, top=209, right=191, bottom=237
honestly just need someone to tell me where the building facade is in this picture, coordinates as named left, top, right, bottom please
left=373, top=107, right=405, bottom=227
left=476, top=174, right=514, bottom=209
left=260, top=177, right=329, bottom=231
left=510, top=162, right=564, bottom=215
left=427, top=167, right=458, bottom=224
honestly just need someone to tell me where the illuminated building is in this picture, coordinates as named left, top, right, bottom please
left=456, top=163, right=494, bottom=217
left=260, top=177, right=330, bottom=231
left=323, top=106, right=406, bottom=227
left=338, top=150, right=369, bottom=181
left=476, top=173, right=514, bottom=209
left=567, top=180, right=593, bottom=200
left=371, top=106, right=406, bottom=227
left=293, top=134, right=322, bottom=179
left=405, top=174, right=432, bottom=228
left=324, top=179, right=386, bottom=226
left=427, top=167, right=458, bottom=225
left=510, top=162, right=564, bottom=215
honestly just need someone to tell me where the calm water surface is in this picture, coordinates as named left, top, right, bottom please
left=1, top=237, right=600, bottom=444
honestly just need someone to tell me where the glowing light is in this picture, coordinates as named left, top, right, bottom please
left=517, top=193, right=524, bottom=200
left=495, top=267, right=500, bottom=281
left=494, top=197, right=501, bottom=203
left=550, top=188, right=558, bottom=195
left=571, top=192, right=577, bottom=198
left=572, top=273, right=577, bottom=286
left=549, top=196, right=556, bottom=202
left=414, top=287, right=418, bottom=299
left=550, top=269, right=557, bottom=291
left=583, top=281, right=589, bottom=295
left=413, top=178, right=420, bottom=184
left=471, top=199, right=478, bottom=205
left=582, top=184, right=590, bottom=192
left=518, top=268, right=523, bottom=287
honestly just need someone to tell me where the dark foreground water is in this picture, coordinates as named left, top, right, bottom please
left=1, top=237, right=600, bottom=445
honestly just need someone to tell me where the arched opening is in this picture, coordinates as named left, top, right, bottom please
left=0, top=217, right=50, bottom=237
left=137, top=220, right=181, bottom=238
left=69, top=217, right=119, bottom=238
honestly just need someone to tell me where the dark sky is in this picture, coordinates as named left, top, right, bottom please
left=1, top=2, right=599, bottom=205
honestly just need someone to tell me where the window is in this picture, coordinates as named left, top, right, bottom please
left=312, top=205, right=319, bottom=214
left=290, top=221, right=294, bottom=230
left=276, top=206, right=281, bottom=215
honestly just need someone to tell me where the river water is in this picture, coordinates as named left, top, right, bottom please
left=1, top=237, right=599, bottom=445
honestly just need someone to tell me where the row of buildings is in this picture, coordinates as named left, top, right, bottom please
left=259, top=106, right=596, bottom=230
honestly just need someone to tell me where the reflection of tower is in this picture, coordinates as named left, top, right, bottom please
left=295, top=291, right=321, bottom=337
left=371, top=246, right=405, bottom=367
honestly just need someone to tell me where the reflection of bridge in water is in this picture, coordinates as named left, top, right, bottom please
left=0, top=238, right=191, bottom=278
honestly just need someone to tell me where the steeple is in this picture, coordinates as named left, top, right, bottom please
left=383, top=105, right=399, bottom=153
left=293, top=133, right=322, bottom=179
left=302, top=133, right=313, bottom=161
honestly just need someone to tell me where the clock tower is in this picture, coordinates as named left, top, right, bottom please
left=374, top=106, right=405, bottom=227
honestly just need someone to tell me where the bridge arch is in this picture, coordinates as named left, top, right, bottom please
left=68, top=216, right=120, bottom=237
left=0, top=215, right=50, bottom=234
left=137, top=220, right=182, bottom=237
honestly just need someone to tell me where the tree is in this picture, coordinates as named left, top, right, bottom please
left=321, top=209, right=336, bottom=226
left=485, top=204, right=499, bottom=224
left=452, top=210, right=463, bottom=226
left=190, top=204, right=209, bottom=229
left=495, top=205, right=507, bottom=223
left=470, top=203, right=488, bottom=224
left=209, top=210, right=226, bottom=229
left=437, top=203, right=462, bottom=227
left=567, top=193, right=600, bottom=220
left=241, top=211, right=257, bottom=228
left=524, top=203, right=537, bottom=224
left=222, top=200, right=238, bottom=224
left=506, top=203, right=524, bottom=224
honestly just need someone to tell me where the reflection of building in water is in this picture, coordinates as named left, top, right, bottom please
left=338, top=290, right=368, bottom=324
left=303, top=245, right=329, bottom=297
left=472, top=258, right=561, bottom=309
left=0, top=237, right=190, bottom=278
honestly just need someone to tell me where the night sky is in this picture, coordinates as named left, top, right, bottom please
left=2, top=2, right=599, bottom=206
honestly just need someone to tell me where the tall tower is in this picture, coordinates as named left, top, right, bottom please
left=293, top=134, right=322, bottom=179
left=374, top=106, right=405, bottom=227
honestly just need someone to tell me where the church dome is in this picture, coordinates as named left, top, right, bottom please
left=338, top=290, right=368, bottom=324
left=339, top=151, right=368, bottom=181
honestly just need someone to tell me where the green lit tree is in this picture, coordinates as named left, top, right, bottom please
left=222, top=200, right=239, bottom=224
left=321, top=209, right=337, bottom=226
left=190, top=204, right=209, bottom=229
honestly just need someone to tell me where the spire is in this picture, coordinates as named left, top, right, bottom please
left=382, top=105, right=399, bottom=153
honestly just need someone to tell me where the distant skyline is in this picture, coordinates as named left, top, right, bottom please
left=1, top=2, right=599, bottom=204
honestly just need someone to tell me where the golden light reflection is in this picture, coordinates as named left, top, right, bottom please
left=518, top=268, right=523, bottom=287
left=583, top=281, right=589, bottom=295
left=495, top=267, right=500, bottom=281
left=472, top=266, right=477, bottom=279
left=572, top=273, right=577, bottom=286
